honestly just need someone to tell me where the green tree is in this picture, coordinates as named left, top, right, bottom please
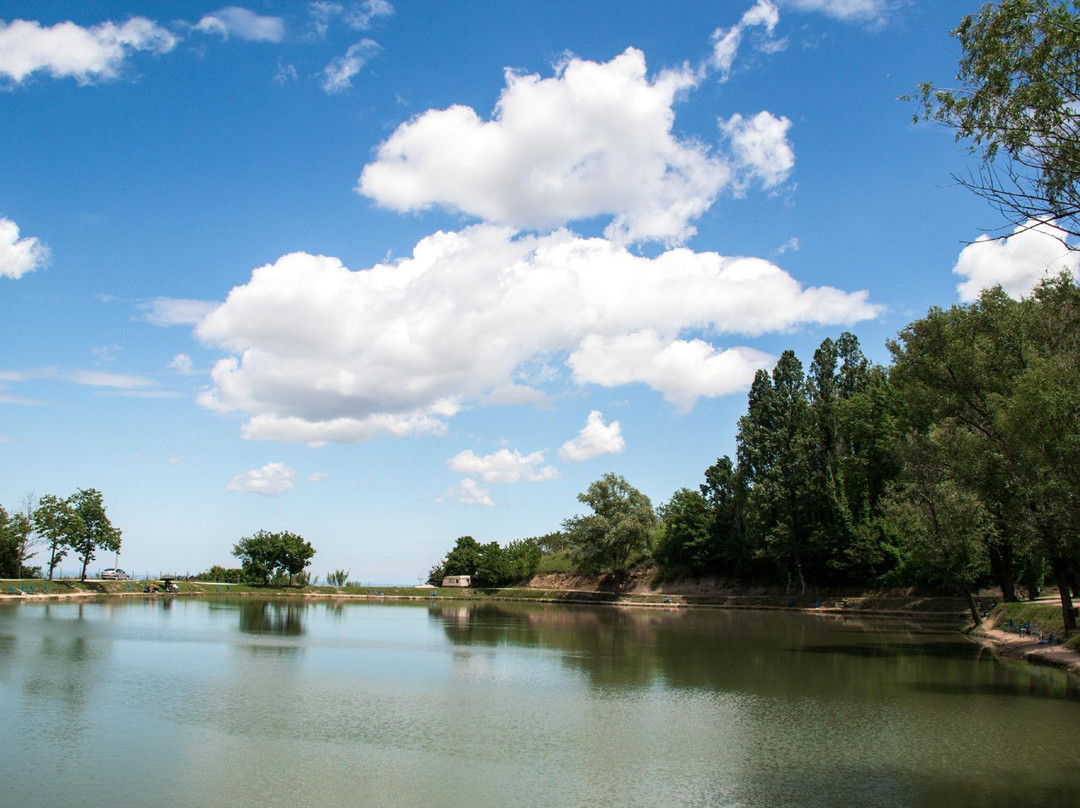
left=232, top=529, right=315, bottom=586
left=443, top=536, right=482, bottom=578
left=654, top=487, right=712, bottom=574
left=738, top=353, right=818, bottom=593
left=68, top=489, right=122, bottom=582
left=33, top=494, right=76, bottom=581
left=883, top=428, right=994, bottom=625
left=562, top=473, right=656, bottom=594
left=505, top=538, right=542, bottom=582
left=911, top=0, right=1080, bottom=238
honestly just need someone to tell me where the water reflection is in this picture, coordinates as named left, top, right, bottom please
left=238, top=600, right=306, bottom=636
left=428, top=602, right=1077, bottom=702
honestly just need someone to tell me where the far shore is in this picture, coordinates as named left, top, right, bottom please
left=4, top=576, right=1078, bottom=678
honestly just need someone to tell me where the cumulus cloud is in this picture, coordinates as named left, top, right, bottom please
left=225, top=461, right=296, bottom=496
left=438, top=478, right=494, bottom=507
left=447, top=448, right=558, bottom=483
left=359, top=48, right=734, bottom=245
left=322, top=39, right=381, bottom=93
left=0, top=17, right=176, bottom=84
left=569, top=332, right=773, bottom=412
left=710, top=0, right=783, bottom=82
left=720, top=111, right=794, bottom=192
left=195, top=8, right=285, bottom=42
left=559, top=410, right=625, bottom=462
left=0, top=218, right=49, bottom=279
left=194, top=225, right=879, bottom=443
left=953, top=221, right=1080, bottom=302
left=139, top=297, right=219, bottom=326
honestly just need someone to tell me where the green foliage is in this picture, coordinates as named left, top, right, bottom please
left=232, top=529, right=316, bottom=586
left=67, top=489, right=122, bottom=582
left=911, top=0, right=1080, bottom=237
left=196, top=565, right=248, bottom=583
left=327, top=568, right=350, bottom=587
left=562, top=473, right=656, bottom=593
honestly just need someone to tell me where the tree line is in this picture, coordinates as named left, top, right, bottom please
left=1, top=489, right=121, bottom=582
left=427, top=274, right=1080, bottom=633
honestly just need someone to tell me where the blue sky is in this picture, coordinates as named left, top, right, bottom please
left=3, top=1, right=1078, bottom=583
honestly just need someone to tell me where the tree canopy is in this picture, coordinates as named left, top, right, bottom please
left=232, top=530, right=316, bottom=586
left=562, top=473, right=656, bottom=594
left=912, top=0, right=1080, bottom=239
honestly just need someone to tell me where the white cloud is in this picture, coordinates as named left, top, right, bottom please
left=447, top=448, right=558, bottom=483
left=169, top=354, right=195, bottom=374
left=0, top=367, right=158, bottom=390
left=569, top=331, right=774, bottom=412
left=710, top=1, right=783, bottom=82
left=559, top=410, right=625, bottom=462
left=225, top=461, right=296, bottom=496
left=775, top=236, right=800, bottom=255
left=310, top=1, right=393, bottom=36
left=322, top=39, right=381, bottom=93
left=720, top=111, right=794, bottom=191
left=195, top=8, right=285, bottom=42
left=0, top=17, right=176, bottom=85
left=359, top=48, right=734, bottom=245
left=953, top=220, right=1080, bottom=302
left=139, top=297, right=219, bottom=326
left=781, top=0, right=894, bottom=26
left=438, top=478, right=494, bottom=507
left=0, top=218, right=49, bottom=279
left=194, top=225, right=879, bottom=443
left=307, top=471, right=330, bottom=482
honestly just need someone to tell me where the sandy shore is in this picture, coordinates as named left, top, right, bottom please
left=971, top=623, right=1080, bottom=677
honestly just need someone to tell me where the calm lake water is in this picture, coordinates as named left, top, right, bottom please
left=1, top=597, right=1078, bottom=807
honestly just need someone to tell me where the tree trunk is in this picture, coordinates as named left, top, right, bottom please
left=964, top=588, right=982, bottom=626
left=80, top=555, right=89, bottom=582
left=1051, top=556, right=1077, bottom=634
left=989, top=544, right=1018, bottom=602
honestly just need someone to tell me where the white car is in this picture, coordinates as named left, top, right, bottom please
left=101, top=568, right=129, bottom=580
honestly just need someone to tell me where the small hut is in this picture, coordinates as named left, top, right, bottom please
left=441, top=575, right=471, bottom=588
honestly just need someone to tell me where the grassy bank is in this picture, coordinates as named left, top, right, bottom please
left=984, top=601, right=1080, bottom=651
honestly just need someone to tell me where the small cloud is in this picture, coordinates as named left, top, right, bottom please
left=274, top=61, right=298, bottom=84
left=167, top=456, right=181, bottom=464
left=0, top=17, right=177, bottom=85
left=138, top=297, right=218, bottom=326
left=437, top=478, right=494, bottom=507
left=169, top=354, right=195, bottom=374
left=780, top=0, right=896, bottom=28
left=0, top=218, right=49, bottom=279
left=307, top=471, right=330, bottom=482
left=559, top=410, right=626, bottom=462
left=447, top=448, right=558, bottom=483
left=775, top=236, right=800, bottom=255
left=195, top=7, right=285, bottom=42
left=322, top=39, right=381, bottom=93
left=309, top=1, right=393, bottom=37
left=226, top=461, right=297, bottom=496
left=953, top=220, right=1079, bottom=302
left=710, top=0, right=784, bottom=82
left=91, top=345, right=122, bottom=364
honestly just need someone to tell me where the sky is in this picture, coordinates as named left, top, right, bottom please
left=2, top=0, right=1079, bottom=583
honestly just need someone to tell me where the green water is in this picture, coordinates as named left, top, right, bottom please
left=1, top=598, right=1078, bottom=807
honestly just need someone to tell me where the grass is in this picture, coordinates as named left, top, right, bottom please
left=989, top=601, right=1074, bottom=646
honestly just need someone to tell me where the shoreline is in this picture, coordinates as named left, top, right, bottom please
left=5, top=583, right=1078, bottom=678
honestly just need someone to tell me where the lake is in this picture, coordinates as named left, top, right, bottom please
left=1, top=597, right=1078, bottom=807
